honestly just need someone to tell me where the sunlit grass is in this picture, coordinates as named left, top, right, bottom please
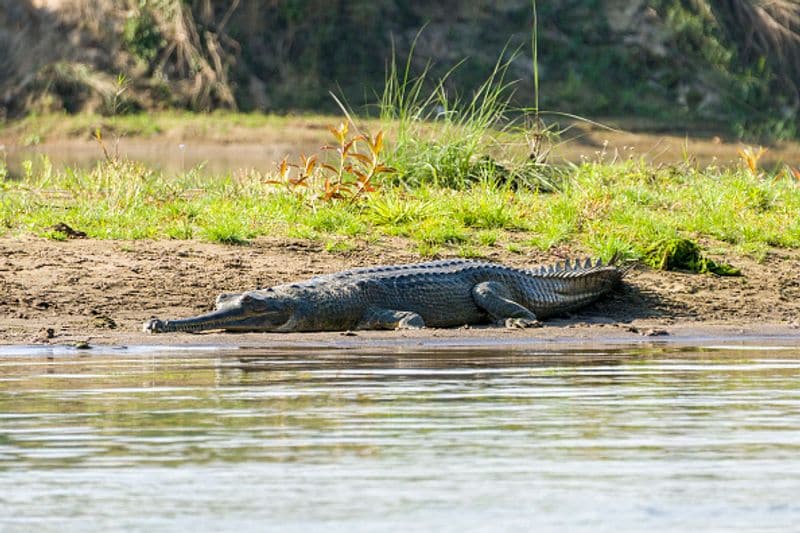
left=2, top=154, right=798, bottom=265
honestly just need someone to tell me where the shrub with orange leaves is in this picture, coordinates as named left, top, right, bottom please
left=268, top=121, right=393, bottom=202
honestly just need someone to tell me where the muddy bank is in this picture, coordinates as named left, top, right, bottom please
left=1, top=237, right=799, bottom=347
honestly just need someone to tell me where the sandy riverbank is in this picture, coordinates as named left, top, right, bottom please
left=2, top=236, right=798, bottom=347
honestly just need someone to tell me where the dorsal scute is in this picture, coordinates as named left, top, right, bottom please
left=528, top=256, right=616, bottom=278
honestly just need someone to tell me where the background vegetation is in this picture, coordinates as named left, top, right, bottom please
left=1, top=0, right=799, bottom=140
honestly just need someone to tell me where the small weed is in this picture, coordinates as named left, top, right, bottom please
left=287, top=225, right=320, bottom=240
left=366, top=194, right=431, bottom=225
left=416, top=242, right=441, bottom=258
left=477, top=230, right=499, bottom=247
left=457, top=245, right=486, bottom=259
left=198, top=208, right=250, bottom=244
left=40, top=229, right=69, bottom=241
left=324, top=239, right=357, bottom=254
left=584, top=231, right=636, bottom=264
left=412, top=219, right=468, bottom=246
left=305, top=208, right=365, bottom=236
left=454, top=191, right=519, bottom=229
left=165, top=219, right=194, bottom=239
left=202, top=228, right=249, bottom=245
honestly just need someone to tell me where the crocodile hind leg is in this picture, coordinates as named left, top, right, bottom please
left=357, top=307, right=426, bottom=330
left=471, top=281, right=542, bottom=328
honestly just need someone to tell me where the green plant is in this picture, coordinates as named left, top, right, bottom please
left=457, top=245, right=486, bottom=259
left=324, top=239, right=357, bottom=254
left=412, top=218, right=468, bottom=246
left=416, top=241, right=441, bottom=258
left=366, top=193, right=431, bottom=226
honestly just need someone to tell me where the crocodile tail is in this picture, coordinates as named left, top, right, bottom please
left=529, top=256, right=628, bottom=280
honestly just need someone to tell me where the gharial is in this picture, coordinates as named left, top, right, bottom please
left=143, top=257, right=626, bottom=334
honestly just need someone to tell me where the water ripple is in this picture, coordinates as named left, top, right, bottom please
left=1, top=346, right=799, bottom=532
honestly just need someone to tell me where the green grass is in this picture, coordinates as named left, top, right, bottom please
left=2, top=154, right=798, bottom=266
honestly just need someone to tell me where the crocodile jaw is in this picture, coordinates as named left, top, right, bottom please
left=143, top=294, right=291, bottom=333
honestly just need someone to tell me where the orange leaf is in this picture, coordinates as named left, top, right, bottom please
left=373, top=164, right=396, bottom=174
left=373, top=130, right=384, bottom=154
left=343, top=139, right=358, bottom=155
left=348, top=152, right=372, bottom=164
left=277, top=157, right=290, bottom=179
left=300, top=154, right=317, bottom=174
left=738, top=146, right=767, bottom=173
left=320, top=163, right=339, bottom=174
left=328, top=122, right=348, bottom=144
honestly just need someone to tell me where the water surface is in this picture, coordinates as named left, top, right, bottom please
left=2, top=345, right=799, bottom=532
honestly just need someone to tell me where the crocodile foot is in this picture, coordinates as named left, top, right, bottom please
left=504, top=317, right=542, bottom=329
left=143, top=318, right=165, bottom=333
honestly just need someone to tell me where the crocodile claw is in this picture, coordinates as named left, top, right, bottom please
left=504, top=317, right=543, bottom=329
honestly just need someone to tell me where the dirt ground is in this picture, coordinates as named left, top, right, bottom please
left=1, top=236, right=799, bottom=347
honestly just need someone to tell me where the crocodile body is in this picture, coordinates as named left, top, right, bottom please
left=143, top=258, right=624, bottom=333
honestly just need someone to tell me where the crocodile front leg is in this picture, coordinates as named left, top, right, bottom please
left=471, top=281, right=542, bottom=328
left=356, top=307, right=426, bottom=330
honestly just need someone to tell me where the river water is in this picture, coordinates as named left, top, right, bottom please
left=1, top=343, right=799, bottom=532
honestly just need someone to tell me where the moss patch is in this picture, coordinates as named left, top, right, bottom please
left=643, top=238, right=741, bottom=276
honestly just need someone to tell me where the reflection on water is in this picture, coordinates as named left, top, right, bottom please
left=1, top=345, right=800, bottom=532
